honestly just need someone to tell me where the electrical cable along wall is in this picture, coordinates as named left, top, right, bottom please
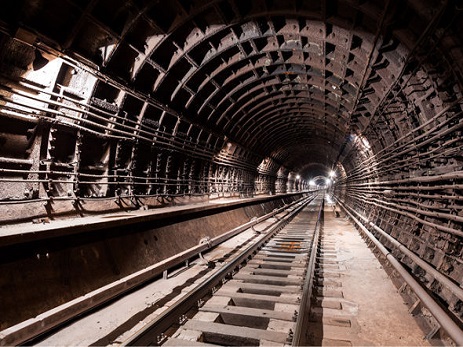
left=0, top=48, right=286, bottom=222
left=334, top=2, right=463, bottom=328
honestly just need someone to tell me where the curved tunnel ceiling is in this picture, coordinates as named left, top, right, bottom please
left=1, top=0, right=456, bottom=177
left=101, top=0, right=398, bottom=172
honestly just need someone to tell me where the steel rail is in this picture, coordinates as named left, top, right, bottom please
left=0, top=194, right=311, bottom=346
left=121, top=195, right=316, bottom=346
left=292, top=194, right=325, bottom=346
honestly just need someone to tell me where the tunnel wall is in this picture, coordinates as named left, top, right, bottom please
left=0, top=32, right=292, bottom=225
left=334, top=20, right=463, bottom=325
left=0, top=194, right=303, bottom=330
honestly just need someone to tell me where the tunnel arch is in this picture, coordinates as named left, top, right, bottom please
left=0, top=0, right=460, bottom=201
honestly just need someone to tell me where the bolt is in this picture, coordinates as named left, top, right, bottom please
left=178, top=315, right=187, bottom=325
left=156, top=333, right=166, bottom=344
left=287, top=329, right=294, bottom=343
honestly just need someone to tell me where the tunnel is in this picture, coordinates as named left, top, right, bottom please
left=0, top=0, right=463, bottom=345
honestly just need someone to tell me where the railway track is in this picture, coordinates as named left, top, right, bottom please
left=122, top=195, right=324, bottom=346
left=21, top=193, right=444, bottom=346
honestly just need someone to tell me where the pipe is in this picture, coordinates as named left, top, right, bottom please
left=347, top=135, right=461, bottom=182
left=368, top=196, right=463, bottom=224
left=345, top=96, right=463, bottom=181
left=0, top=85, right=219, bottom=162
left=348, top=170, right=463, bottom=186
left=346, top=194, right=463, bottom=238
left=0, top=157, right=33, bottom=165
left=337, top=199, right=463, bottom=345
left=339, top=199, right=463, bottom=303
left=346, top=183, right=463, bottom=192
left=0, top=80, right=269, bottom=172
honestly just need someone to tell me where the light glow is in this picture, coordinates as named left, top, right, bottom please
left=361, top=136, right=371, bottom=149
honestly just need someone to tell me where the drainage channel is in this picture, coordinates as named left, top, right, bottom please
left=122, top=195, right=324, bottom=346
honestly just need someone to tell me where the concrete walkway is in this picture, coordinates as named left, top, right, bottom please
left=307, top=207, right=429, bottom=346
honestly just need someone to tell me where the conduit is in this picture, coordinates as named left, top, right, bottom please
left=337, top=199, right=463, bottom=346
left=346, top=193, right=463, bottom=238
left=338, top=199, right=463, bottom=303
